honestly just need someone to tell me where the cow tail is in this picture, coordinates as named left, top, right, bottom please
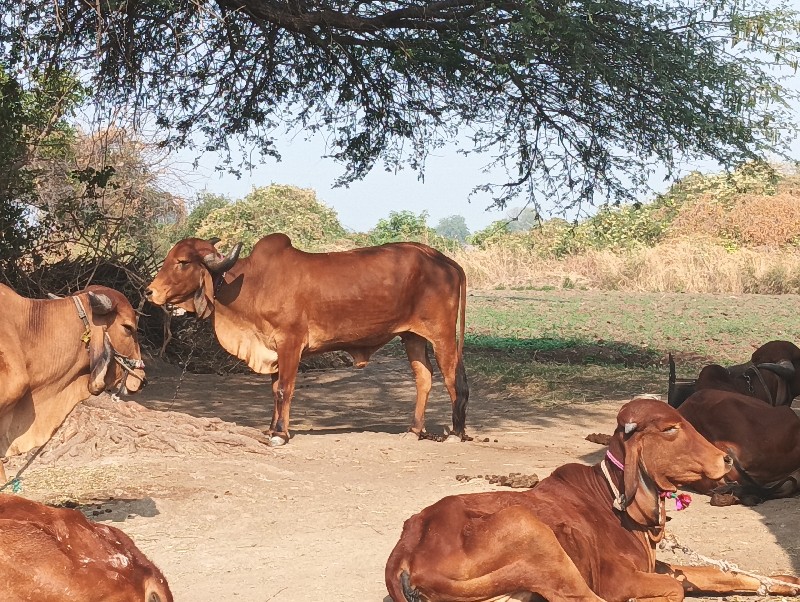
left=453, top=263, right=469, bottom=438
left=457, top=263, right=466, bottom=360
left=386, top=569, right=420, bottom=602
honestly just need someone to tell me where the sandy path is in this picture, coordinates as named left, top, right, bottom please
left=10, top=355, right=799, bottom=601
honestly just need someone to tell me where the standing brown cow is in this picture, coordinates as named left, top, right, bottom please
left=0, top=494, right=172, bottom=601
left=146, top=234, right=468, bottom=445
left=0, top=285, right=146, bottom=483
left=385, top=398, right=800, bottom=602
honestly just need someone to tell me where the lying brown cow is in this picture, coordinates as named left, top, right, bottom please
left=678, top=389, right=800, bottom=505
left=386, top=398, right=800, bottom=602
left=0, top=285, right=146, bottom=483
left=0, top=494, right=172, bottom=601
left=145, top=235, right=468, bottom=445
left=668, top=340, right=800, bottom=408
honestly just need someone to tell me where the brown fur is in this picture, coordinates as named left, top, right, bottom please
left=0, top=285, right=145, bottom=482
left=385, top=399, right=800, bottom=602
left=678, top=390, right=800, bottom=505
left=670, top=340, right=800, bottom=408
left=0, top=494, right=172, bottom=602
left=146, top=235, right=469, bottom=443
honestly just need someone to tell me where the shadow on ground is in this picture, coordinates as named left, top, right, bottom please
left=138, top=352, right=629, bottom=439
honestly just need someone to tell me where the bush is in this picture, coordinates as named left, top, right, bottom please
left=368, top=210, right=458, bottom=252
left=195, top=184, right=347, bottom=252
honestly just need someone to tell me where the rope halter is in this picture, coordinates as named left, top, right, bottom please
left=73, top=295, right=145, bottom=393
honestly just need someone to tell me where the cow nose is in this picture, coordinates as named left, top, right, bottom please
left=723, top=455, right=733, bottom=468
left=144, top=288, right=153, bottom=299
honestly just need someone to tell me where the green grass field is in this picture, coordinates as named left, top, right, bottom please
left=462, top=290, right=800, bottom=406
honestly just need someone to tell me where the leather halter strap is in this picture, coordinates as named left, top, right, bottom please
left=600, top=449, right=669, bottom=539
left=742, top=362, right=774, bottom=405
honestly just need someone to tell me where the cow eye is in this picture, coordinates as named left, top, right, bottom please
left=123, top=323, right=136, bottom=335
left=176, top=259, right=190, bottom=269
left=662, top=426, right=679, bottom=434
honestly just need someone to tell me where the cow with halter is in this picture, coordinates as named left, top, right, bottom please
left=145, top=234, right=469, bottom=445
left=0, top=284, right=146, bottom=483
left=0, top=494, right=172, bottom=601
left=668, top=340, right=800, bottom=409
left=385, top=398, right=800, bottom=602
left=677, top=389, right=800, bottom=505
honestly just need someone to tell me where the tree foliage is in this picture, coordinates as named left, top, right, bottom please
left=0, top=65, right=83, bottom=281
left=370, top=210, right=433, bottom=245
left=3, top=0, right=799, bottom=213
left=195, top=184, right=346, bottom=251
left=435, top=214, right=470, bottom=243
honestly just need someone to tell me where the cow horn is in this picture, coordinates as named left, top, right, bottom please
left=757, top=360, right=795, bottom=380
left=203, top=242, right=242, bottom=274
left=88, top=291, right=115, bottom=315
left=208, top=237, right=221, bottom=246
left=624, top=422, right=637, bottom=435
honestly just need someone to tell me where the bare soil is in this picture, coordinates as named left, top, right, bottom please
left=6, top=353, right=800, bottom=602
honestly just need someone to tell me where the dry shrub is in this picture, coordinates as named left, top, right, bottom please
left=667, top=190, right=800, bottom=246
left=453, top=239, right=800, bottom=294
left=454, top=246, right=591, bottom=290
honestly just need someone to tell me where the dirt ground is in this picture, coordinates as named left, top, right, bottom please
left=8, top=353, right=800, bottom=602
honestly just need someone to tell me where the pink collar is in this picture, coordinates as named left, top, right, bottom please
left=605, top=450, right=625, bottom=470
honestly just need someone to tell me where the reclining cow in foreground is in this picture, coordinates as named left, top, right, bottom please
left=0, top=494, right=172, bottom=601
left=145, top=234, right=469, bottom=445
left=678, top=389, right=800, bottom=506
left=0, top=285, right=146, bottom=483
left=386, top=398, right=800, bottom=602
left=668, top=340, right=800, bottom=408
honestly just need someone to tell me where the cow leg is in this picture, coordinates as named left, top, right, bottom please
left=269, top=373, right=281, bottom=433
left=391, top=505, right=606, bottom=602
left=269, top=342, right=303, bottom=446
left=607, top=569, right=685, bottom=602
left=658, top=562, right=800, bottom=597
left=401, top=333, right=435, bottom=439
left=431, top=337, right=470, bottom=441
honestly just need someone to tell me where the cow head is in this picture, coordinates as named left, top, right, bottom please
left=609, top=398, right=729, bottom=526
left=145, top=238, right=242, bottom=319
left=748, top=340, right=800, bottom=404
left=82, top=286, right=146, bottom=396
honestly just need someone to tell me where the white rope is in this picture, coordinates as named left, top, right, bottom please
left=660, top=531, right=799, bottom=595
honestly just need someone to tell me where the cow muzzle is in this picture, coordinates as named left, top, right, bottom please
left=113, top=351, right=147, bottom=395
left=144, top=285, right=166, bottom=306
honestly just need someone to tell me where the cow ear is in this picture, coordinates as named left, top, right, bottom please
left=88, top=291, right=116, bottom=316
left=622, top=431, right=641, bottom=507
left=88, top=334, right=113, bottom=395
left=193, top=275, right=212, bottom=319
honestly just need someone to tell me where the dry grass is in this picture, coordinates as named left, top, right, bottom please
left=668, top=191, right=800, bottom=246
left=453, top=239, right=800, bottom=293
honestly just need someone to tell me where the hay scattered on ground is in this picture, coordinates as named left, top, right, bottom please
left=6, top=393, right=273, bottom=476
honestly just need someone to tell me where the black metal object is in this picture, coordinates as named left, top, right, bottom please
left=667, top=353, right=697, bottom=409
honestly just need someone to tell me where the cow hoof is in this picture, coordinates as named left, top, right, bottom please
left=444, top=434, right=461, bottom=443
left=268, top=435, right=288, bottom=447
